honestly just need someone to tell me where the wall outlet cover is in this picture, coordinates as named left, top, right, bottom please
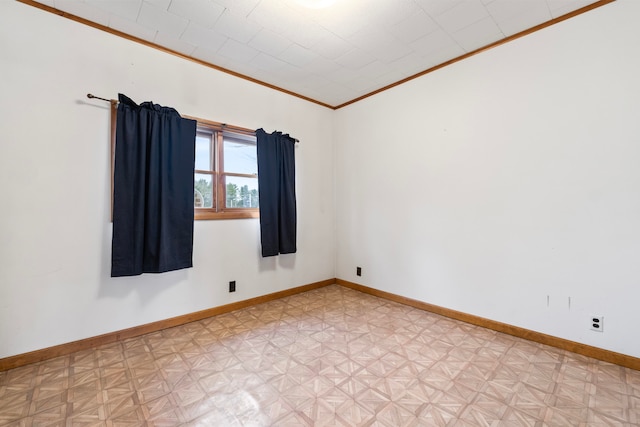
left=590, top=316, right=604, bottom=332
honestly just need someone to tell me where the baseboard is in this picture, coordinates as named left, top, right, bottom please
left=5, top=277, right=637, bottom=372
left=0, top=278, right=336, bottom=371
left=336, top=278, right=640, bottom=371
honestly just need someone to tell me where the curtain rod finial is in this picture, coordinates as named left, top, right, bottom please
left=86, top=93, right=117, bottom=103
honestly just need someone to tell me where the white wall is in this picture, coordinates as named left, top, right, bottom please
left=334, top=0, right=640, bottom=358
left=0, top=1, right=335, bottom=358
left=2, top=0, right=639, bottom=361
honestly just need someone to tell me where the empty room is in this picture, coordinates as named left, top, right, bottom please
left=1, top=0, right=639, bottom=425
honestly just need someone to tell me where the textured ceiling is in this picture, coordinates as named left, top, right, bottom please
left=28, top=0, right=606, bottom=108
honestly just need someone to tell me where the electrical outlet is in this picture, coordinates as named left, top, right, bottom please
left=229, top=281, right=236, bottom=293
left=356, top=266, right=362, bottom=276
left=590, top=315, right=603, bottom=332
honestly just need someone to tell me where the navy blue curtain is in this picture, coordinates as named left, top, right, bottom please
left=111, top=94, right=196, bottom=277
left=256, top=128, right=297, bottom=257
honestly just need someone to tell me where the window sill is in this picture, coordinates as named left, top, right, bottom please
left=195, top=210, right=259, bottom=220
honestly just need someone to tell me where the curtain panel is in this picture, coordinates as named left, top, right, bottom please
left=111, top=94, right=196, bottom=277
left=256, top=128, right=297, bottom=257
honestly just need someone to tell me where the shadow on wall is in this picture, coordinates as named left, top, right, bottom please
left=258, top=252, right=297, bottom=272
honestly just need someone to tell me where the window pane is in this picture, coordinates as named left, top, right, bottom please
left=225, top=176, right=258, bottom=208
left=224, top=135, right=257, bottom=175
left=194, top=173, right=213, bottom=208
left=195, top=132, right=212, bottom=171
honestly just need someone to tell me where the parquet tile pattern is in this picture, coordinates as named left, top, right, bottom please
left=1, top=285, right=639, bottom=426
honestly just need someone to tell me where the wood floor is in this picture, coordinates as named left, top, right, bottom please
left=1, top=285, right=639, bottom=426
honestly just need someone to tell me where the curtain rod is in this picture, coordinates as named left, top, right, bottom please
left=86, top=93, right=299, bottom=143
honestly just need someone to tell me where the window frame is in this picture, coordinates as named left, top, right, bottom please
left=188, top=116, right=259, bottom=221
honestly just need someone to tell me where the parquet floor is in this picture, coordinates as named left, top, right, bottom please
left=1, top=285, right=639, bottom=426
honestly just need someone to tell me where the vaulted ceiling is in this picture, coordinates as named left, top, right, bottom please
left=24, top=0, right=609, bottom=108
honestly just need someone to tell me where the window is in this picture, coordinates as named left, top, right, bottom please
left=193, top=119, right=259, bottom=220
left=109, top=104, right=256, bottom=221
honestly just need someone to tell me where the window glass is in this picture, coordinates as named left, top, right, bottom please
left=195, top=132, right=213, bottom=171
left=194, top=173, right=213, bottom=208
left=225, top=176, right=259, bottom=208
left=224, top=135, right=257, bottom=175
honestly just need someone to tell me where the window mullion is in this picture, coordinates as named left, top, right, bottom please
left=225, top=172, right=258, bottom=178
left=216, top=132, right=225, bottom=212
